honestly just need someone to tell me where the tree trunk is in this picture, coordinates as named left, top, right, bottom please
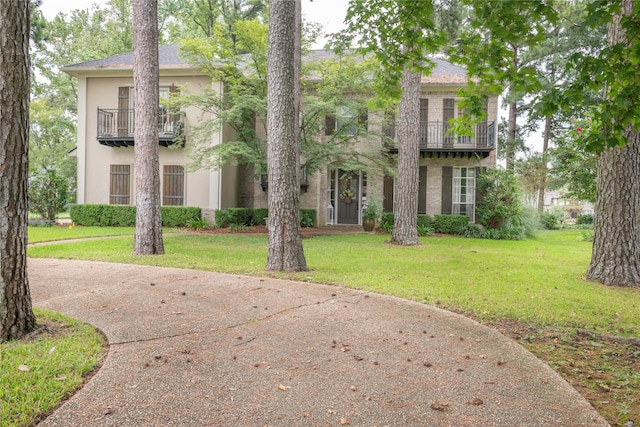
left=0, top=0, right=36, bottom=342
left=265, top=0, right=308, bottom=272
left=133, top=0, right=164, bottom=255
left=294, top=0, right=302, bottom=187
left=391, top=66, right=421, bottom=246
left=587, top=0, right=640, bottom=287
left=505, top=97, right=517, bottom=171
left=537, top=115, right=551, bottom=214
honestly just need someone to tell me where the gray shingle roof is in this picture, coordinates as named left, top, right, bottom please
left=64, top=45, right=468, bottom=84
left=63, top=44, right=187, bottom=69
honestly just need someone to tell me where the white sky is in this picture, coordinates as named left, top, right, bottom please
left=39, top=0, right=349, bottom=49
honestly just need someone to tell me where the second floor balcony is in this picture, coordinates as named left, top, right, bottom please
left=383, top=121, right=496, bottom=159
left=97, top=108, right=185, bottom=148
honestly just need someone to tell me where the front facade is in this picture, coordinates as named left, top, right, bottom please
left=65, top=46, right=497, bottom=226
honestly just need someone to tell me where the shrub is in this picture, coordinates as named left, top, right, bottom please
left=300, top=209, right=317, bottom=227
left=380, top=212, right=394, bottom=233
left=576, top=214, right=594, bottom=225
left=29, top=169, right=69, bottom=221
left=417, top=214, right=433, bottom=229
left=581, top=229, right=594, bottom=242
left=476, top=168, right=522, bottom=230
left=229, top=223, right=249, bottom=232
left=540, top=212, right=561, bottom=230
left=433, top=214, right=469, bottom=235
left=161, top=206, right=202, bottom=227
left=253, top=208, right=269, bottom=226
left=70, top=204, right=201, bottom=227
left=214, top=208, right=252, bottom=227
left=187, top=217, right=209, bottom=230
left=214, top=208, right=316, bottom=228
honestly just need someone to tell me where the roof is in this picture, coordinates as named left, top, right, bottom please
left=63, top=44, right=187, bottom=69
left=63, top=45, right=469, bottom=84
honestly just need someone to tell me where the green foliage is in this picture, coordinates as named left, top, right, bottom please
left=380, top=213, right=433, bottom=235
left=576, top=214, right=594, bottom=225
left=214, top=208, right=316, bottom=228
left=336, top=0, right=446, bottom=97
left=28, top=170, right=70, bottom=221
left=300, top=209, right=317, bottom=228
left=476, top=168, right=522, bottom=230
left=253, top=208, right=269, bottom=226
left=1, top=309, right=104, bottom=427
left=462, top=224, right=526, bottom=240
left=161, top=206, right=202, bottom=227
left=432, top=214, right=470, bottom=235
left=228, top=223, right=250, bottom=233
left=581, top=229, right=594, bottom=242
left=540, top=212, right=561, bottom=230
left=362, top=196, right=382, bottom=221
left=70, top=204, right=201, bottom=227
left=214, top=208, right=253, bottom=228
left=380, top=212, right=394, bottom=233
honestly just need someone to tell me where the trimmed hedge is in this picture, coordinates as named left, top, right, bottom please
left=380, top=213, right=434, bottom=235
left=432, top=214, right=469, bottom=235
left=69, top=204, right=201, bottom=227
left=214, top=208, right=317, bottom=228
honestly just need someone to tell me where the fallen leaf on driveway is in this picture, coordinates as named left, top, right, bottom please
left=277, top=384, right=291, bottom=391
left=340, top=417, right=349, bottom=425
left=466, top=398, right=484, bottom=405
left=430, top=402, right=448, bottom=411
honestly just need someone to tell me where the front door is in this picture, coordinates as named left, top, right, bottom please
left=337, top=170, right=359, bottom=224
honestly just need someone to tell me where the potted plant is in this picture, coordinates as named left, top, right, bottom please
left=362, top=196, right=382, bottom=232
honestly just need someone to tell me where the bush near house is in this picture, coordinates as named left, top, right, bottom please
left=576, top=213, right=594, bottom=225
left=214, top=208, right=317, bottom=228
left=69, top=204, right=201, bottom=227
left=432, top=214, right=470, bottom=235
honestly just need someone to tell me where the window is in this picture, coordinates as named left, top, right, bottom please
left=163, top=165, right=184, bottom=206
left=452, top=167, right=475, bottom=219
left=110, top=165, right=131, bottom=205
left=325, top=106, right=368, bottom=136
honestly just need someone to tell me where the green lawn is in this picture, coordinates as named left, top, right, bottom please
left=1, top=310, right=104, bottom=427
left=28, top=226, right=184, bottom=244
left=26, top=230, right=637, bottom=335
left=25, top=228, right=640, bottom=425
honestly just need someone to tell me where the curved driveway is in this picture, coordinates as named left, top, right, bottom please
left=29, top=258, right=608, bottom=426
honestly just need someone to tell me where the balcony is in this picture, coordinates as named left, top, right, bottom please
left=97, top=108, right=185, bottom=148
left=383, top=121, right=495, bottom=159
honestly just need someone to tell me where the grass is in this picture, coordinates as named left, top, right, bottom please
left=28, top=225, right=184, bottom=244
left=25, top=228, right=640, bottom=425
left=0, top=309, right=105, bottom=427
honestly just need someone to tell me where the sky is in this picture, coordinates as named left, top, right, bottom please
left=39, top=0, right=349, bottom=49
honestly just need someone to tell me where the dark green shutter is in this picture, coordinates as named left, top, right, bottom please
left=383, top=176, right=394, bottom=212
left=325, top=115, right=336, bottom=135
left=441, top=166, right=453, bottom=214
left=418, top=166, right=427, bottom=214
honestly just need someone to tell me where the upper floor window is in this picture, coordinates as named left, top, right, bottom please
left=325, top=105, right=368, bottom=136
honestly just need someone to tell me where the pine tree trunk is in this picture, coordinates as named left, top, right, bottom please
left=537, top=115, right=551, bottom=214
left=133, top=0, right=164, bottom=255
left=265, top=0, right=307, bottom=272
left=505, top=97, right=517, bottom=171
left=391, top=66, right=421, bottom=246
left=587, top=0, right=640, bottom=287
left=0, top=0, right=36, bottom=342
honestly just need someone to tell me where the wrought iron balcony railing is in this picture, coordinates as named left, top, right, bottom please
left=383, top=121, right=495, bottom=153
left=97, top=108, right=185, bottom=147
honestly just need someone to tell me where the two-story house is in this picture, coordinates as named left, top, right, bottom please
left=63, top=45, right=497, bottom=226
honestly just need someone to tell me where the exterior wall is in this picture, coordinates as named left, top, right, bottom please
left=78, top=73, right=225, bottom=210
